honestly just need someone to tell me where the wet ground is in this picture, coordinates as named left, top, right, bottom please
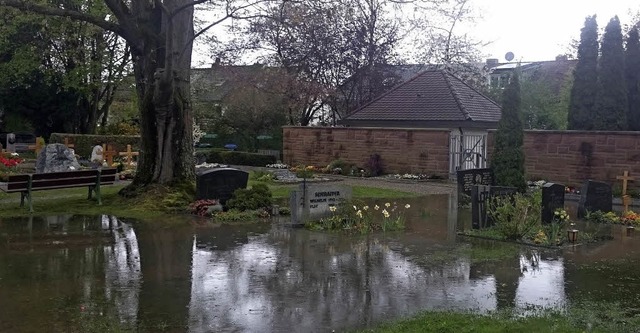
left=1, top=195, right=640, bottom=332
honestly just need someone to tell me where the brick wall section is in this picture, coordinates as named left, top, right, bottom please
left=487, top=130, right=640, bottom=190
left=284, top=127, right=640, bottom=190
left=283, top=127, right=451, bottom=176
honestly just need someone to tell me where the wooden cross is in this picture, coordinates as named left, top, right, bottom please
left=64, top=137, right=75, bottom=149
left=118, top=144, right=139, bottom=166
left=617, top=171, right=635, bottom=212
left=27, top=138, right=44, bottom=156
left=102, top=144, right=118, bottom=166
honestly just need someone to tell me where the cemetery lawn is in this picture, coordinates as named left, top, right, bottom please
left=250, top=180, right=418, bottom=200
left=359, top=309, right=639, bottom=333
left=0, top=182, right=415, bottom=220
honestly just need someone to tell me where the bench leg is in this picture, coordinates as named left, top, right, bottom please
left=20, top=192, right=26, bottom=207
left=88, top=186, right=93, bottom=200
left=27, top=175, right=33, bottom=213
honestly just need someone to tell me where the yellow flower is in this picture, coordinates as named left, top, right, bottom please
left=329, top=206, right=337, bottom=212
left=404, top=204, right=410, bottom=209
left=385, top=202, right=391, bottom=208
left=353, top=205, right=358, bottom=211
left=374, top=205, right=380, bottom=210
left=363, top=206, right=369, bottom=210
left=356, top=210, right=363, bottom=218
left=382, top=209, right=390, bottom=218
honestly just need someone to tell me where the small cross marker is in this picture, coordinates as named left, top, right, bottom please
left=118, top=144, right=139, bottom=166
left=617, top=171, right=635, bottom=212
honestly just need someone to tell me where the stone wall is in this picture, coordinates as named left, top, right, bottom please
left=283, top=127, right=640, bottom=190
left=283, top=127, right=451, bottom=176
left=488, top=130, right=640, bottom=190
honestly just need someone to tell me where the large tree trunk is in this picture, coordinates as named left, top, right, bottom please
left=126, top=0, right=195, bottom=189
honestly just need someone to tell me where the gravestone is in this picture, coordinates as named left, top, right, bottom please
left=290, top=183, right=352, bottom=225
left=577, top=180, right=612, bottom=218
left=273, top=169, right=298, bottom=182
left=5, top=133, right=15, bottom=153
left=471, top=185, right=518, bottom=229
left=35, top=144, right=81, bottom=173
left=541, top=183, right=565, bottom=224
left=196, top=168, right=249, bottom=205
left=457, top=168, right=494, bottom=199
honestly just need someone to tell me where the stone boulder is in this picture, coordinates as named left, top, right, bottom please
left=36, top=144, right=81, bottom=173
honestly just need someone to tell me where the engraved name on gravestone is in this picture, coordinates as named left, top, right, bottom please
left=577, top=180, right=612, bottom=218
left=541, top=183, right=565, bottom=224
left=304, top=184, right=352, bottom=221
left=196, top=168, right=249, bottom=205
left=457, top=168, right=494, bottom=196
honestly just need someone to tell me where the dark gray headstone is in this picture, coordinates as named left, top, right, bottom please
left=457, top=168, right=494, bottom=197
left=541, top=183, right=565, bottom=224
left=35, top=143, right=81, bottom=173
left=196, top=168, right=249, bottom=205
left=578, top=180, right=612, bottom=218
left=5, top=133, right=15, bottom=153
left=471, top=185, right=518, bottom=229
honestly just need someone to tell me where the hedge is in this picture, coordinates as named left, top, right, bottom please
left=49, top=133, right=140, bottom=159
left=195, top=149, right=276, bottom=166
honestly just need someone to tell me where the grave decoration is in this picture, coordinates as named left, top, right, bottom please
left=102, top=144, right=118, bottom=166
left=470, top=184, right=518, bottom=229
left=577, top=180, right=612, bottom=218
left=118, top=144, right=139, bottom=166
left=616, top=171, right=635, bottom=212
left=196, top=167, right=249, bottom=206
left=541, top=183, right=565, bottom=224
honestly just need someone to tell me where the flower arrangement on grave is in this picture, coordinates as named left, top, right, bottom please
left=620, top=211, right=640, bottom=226
left=266, top=163, right=289, bottom=169
left=0, top=152, right=23, bottom=182
left=309, top=200, right=410, bottom=233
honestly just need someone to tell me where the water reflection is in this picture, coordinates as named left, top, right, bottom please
left=0, top=195, right=640, bottom=332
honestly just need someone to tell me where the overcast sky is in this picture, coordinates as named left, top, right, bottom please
left=472, top=0, right=639, bottom=62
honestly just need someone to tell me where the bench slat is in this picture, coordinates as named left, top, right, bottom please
left=1, top=168, right=118, bottom=193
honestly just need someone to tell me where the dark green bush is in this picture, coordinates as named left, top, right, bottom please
left=49, top=133, right=140, bottom=158
left=226, top=183, right=273, bottom=211
left=197, top=149, right=276, bottom=166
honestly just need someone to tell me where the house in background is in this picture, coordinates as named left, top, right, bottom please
left=339, top=69, right=502, bottom=174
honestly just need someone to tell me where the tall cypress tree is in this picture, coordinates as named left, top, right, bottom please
left=595, top=16, right=628, bottom=130
left=568, top=15, right=599, bottom=130
left=491, top=72, right=526, bottom=192
left=626, top=26, right=640, bottom=131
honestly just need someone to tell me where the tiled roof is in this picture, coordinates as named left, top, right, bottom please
left=342, top=69, right=501, bottom=124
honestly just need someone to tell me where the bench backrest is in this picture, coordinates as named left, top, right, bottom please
left=5, top=168, right=117, bottom=193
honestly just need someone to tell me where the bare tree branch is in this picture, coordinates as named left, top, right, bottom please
left=0, top=0, right=124, bottom=36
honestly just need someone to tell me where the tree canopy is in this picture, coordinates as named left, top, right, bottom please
left=491, top=72, right=526, bottom=192
left=595, top=16, right=628, bottom=130
left=568, top=15, right=599, bottom=130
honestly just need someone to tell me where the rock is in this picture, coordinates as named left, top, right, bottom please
left=205, top=204, right=224, bottom=215
left=36, top=144, right=82, bottom=173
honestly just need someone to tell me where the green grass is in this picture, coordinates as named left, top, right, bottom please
left=0, top=180, right=416, bottom=221
left=0, top=184, right=169, bottom=221
left=358, top=306, right=640, bottom=333
left=248, top=180, right=417, bottom=200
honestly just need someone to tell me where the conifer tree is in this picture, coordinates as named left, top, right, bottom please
left=626, top=26, right=640, bottom=131
left=595, top=16, right=628, bottom=130
left=568, top=16, right=599, bottom=130
left=491, top=72, right=526, bottom=192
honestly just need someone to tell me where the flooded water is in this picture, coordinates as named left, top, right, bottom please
left=1, top=195, right=640, bottom=332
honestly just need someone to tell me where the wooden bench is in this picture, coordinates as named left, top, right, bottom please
left=0, top=168, right=118, bottom=212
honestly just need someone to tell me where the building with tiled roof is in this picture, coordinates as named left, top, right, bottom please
left=339, top=69, right=502, bottom=129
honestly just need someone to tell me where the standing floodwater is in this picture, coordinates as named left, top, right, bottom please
left=1, top=195, right=640, bottom=332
